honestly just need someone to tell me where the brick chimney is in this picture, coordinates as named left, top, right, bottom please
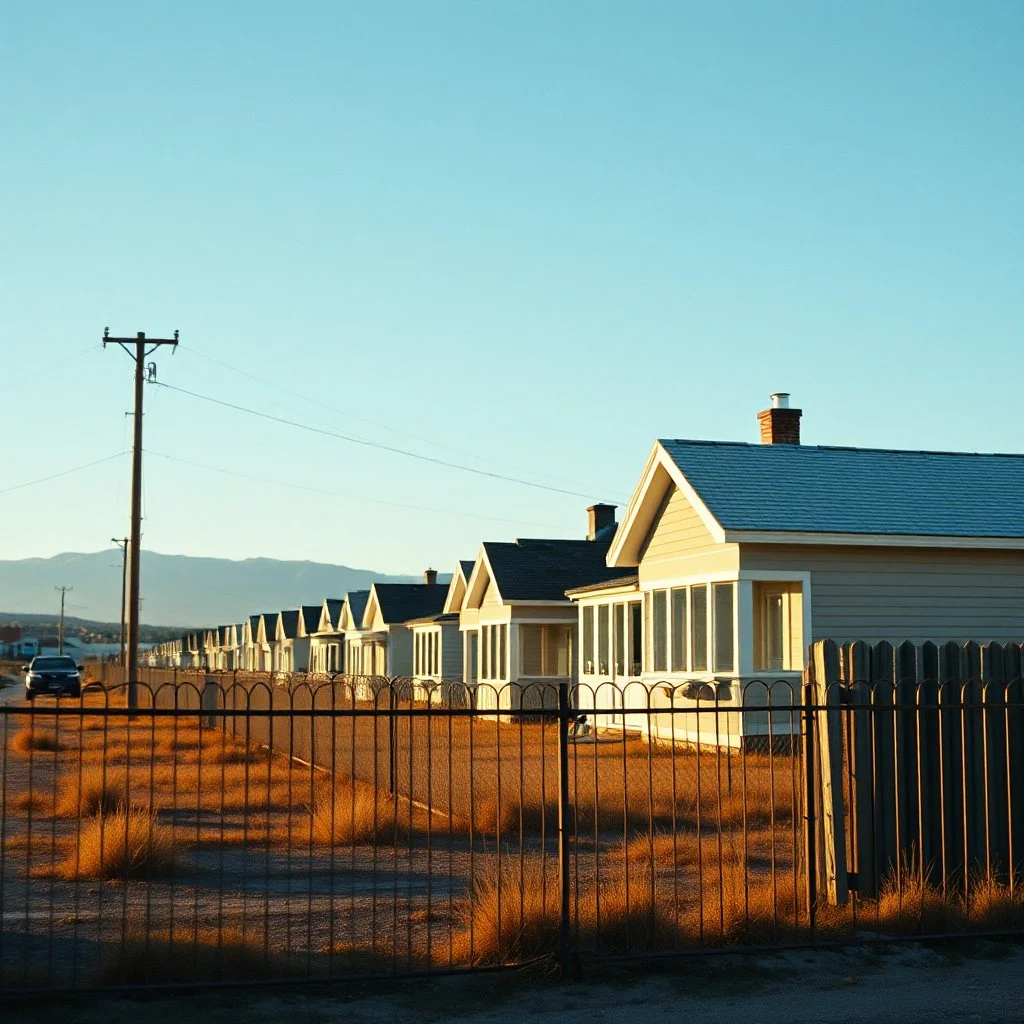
left=757, top=393, right=802, bottom=445
left=586, top=503, right=617, bottom=541
left=423, top=568, right=438, bottom=586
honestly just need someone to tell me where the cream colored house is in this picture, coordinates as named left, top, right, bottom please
left=309, top=599, right=344, bottom=674
left=408, top=612, right=463, bottom=702
left=359, top=573, right=447, bottom=675
left=340, top=590, right=375, bottom=676
left=442, top=560, right=478, bottom=686
left=460, top=507, right=619, bottom=712
left=255, top=613, right=277, bottom=673
left=579, top=393, right=1024, bottom=748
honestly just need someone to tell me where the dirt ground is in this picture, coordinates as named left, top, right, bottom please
left=3, top=940, right=1023, bottom=1024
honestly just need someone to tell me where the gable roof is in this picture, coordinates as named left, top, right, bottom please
left=661, top=439, right=1024, bottom=540
left=300, top=605, right=320, bottom=634
left=368, top=583, right=447, bottom=626
left=343, top=590, right=370, bottom=630
left=319, top=598, right=344, bottom=632
left=443, top=558, right=476, bottom=614
left=278, top=609, right=300, bottom=640
left=477, top=535, right=616, bottom=603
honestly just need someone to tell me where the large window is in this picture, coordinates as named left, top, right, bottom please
left=582, top=606, right=595, bottom=675
left=712, top=582, right=735, bottom=673
left=753, top=581, right=803, bottom=671
left=614, top=604, right=626, bottom=676
left=651, top=590, right=668, bottom=672
left=670, top=588, right=687, bottom=672
left=479, top=624, right=508, bottom=681
left=690, top=585, right=708, bottom=671
left=629, top=603, right=643, bottom=675
left=520, top=624, right=572, bottom=677
left=597, top=605, right=610, bottom=675
left=414, top=630, right=440, bottom=677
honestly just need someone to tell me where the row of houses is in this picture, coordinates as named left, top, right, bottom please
left=148, top=394, right=1024, bottom=746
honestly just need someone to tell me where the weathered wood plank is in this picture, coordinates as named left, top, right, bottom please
left=848, top=640, right=876, bottom=896
left=917, top=641, right=941, bottom=885
left=812, top=640, right=849, bottom=906
left=871, top=641, right=897, bottom=886
left=937, top=641, right=966, bottom=889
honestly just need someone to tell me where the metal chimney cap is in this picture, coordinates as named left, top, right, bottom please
left=770, top=392, right=791, bottom=409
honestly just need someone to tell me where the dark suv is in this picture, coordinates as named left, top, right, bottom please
left=23, top=656, right=83, bottom=700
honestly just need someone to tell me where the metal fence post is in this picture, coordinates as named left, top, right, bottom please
left=557, top=679, right=572, bottom=979
left=802, top=677, right=818, bottom=931
left=388, top=679, right=396, bottom=797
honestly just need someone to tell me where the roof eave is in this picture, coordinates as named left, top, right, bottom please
left=608, top=441, right=725, bottom=567
left=724, top=529, right=1024, bottom=549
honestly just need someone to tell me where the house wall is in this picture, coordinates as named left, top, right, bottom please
left=741, top=543, right=1024, bottom=644
left=387, top=626, right=413, bottom=676
left=441, top=624, right=462, bottom=679
left=637, top=485, right=739, bottom=585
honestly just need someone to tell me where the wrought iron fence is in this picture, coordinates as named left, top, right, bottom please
left=1, top=660, right=1022, bottom=994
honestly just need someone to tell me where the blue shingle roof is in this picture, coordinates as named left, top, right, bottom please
left=661, top=440, right=1024, bottom=538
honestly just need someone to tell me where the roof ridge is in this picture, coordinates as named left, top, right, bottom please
left=661, top=438, right=1024, bottom=460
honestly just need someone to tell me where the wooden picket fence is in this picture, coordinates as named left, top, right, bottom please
left=806, top=639, right=1024, bottom=904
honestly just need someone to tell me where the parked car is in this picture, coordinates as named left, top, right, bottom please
left=23, top=655, right=83, bottom=700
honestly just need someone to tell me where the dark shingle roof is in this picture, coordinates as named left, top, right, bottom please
left=459, top=559, right=476, bottom=581
left=372, top=584, right=448, bottom=625
left=345, top=590, right=370, bottom=626
left=300, top=605, right=320, bottom=633
left=279, top=610, right=300, bottom=639
left=322, top=599, right=344, bottom=631
left=249, top=615, right=260, bottom=633
left=661, top=440, right=1024, bottom=538
left=484, top=535, right=615, bottom=602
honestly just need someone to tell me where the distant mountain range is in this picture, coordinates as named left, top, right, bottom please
left=0, top=551, right=421, bottom=628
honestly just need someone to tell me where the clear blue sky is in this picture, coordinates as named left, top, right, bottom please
left=1, top=1, right=1021, bottom=575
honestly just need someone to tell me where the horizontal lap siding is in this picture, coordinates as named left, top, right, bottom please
left=637, top=485, right=738, bottom=584
left=741, top=544, right=1024, bottom=644
left=441, top=625, right=462, bottom=679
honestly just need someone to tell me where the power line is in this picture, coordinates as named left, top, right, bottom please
left=0, top=451, right=128, bottom=496
left=152, top=380, right=626, bottom=504
left=177, top=346, right=610, bottom=493
left=145, top=449, right=568, bottom=529
left=0, top=343, right=101, bottom=393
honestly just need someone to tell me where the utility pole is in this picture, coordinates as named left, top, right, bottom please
left=104, top=329, right=178, bottom=707
left=55, top=585, right=73, bottom=655
left=112, top=537, right=129, bottom=679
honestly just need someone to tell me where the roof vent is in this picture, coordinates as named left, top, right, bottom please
left=424, top=568, right=438, bottom=586
left=757, top=394, right=802, bottom=445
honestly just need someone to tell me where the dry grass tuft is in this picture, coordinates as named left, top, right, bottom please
left=61, top=808, right=174, bottom=879
left=310, top=783, right=411, bottom=845
left=9, top=728, right=63, bottom=755
left=453, top=857, right=681, bottom=965
left=54, top=765, right=133, bottom=818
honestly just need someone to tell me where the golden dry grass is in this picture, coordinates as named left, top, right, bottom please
left=59, top=808, right=174, bottom=879
left=9, top=727, right=63, bottom=755
left=54, top=765, right=132, bottom=817
left=310, top=783, right=410, bottom=845
left=452, top=857, right=681, bottom=965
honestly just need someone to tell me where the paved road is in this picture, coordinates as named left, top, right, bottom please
left=4, top=941, right=1023, bottom=1023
